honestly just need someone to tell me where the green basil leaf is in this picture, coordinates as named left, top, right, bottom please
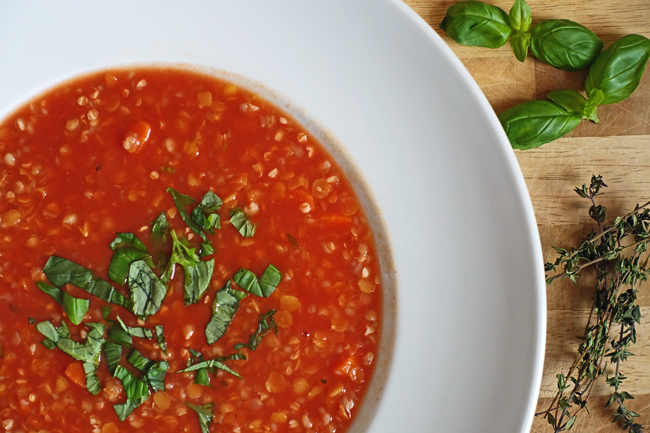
left=546, top=89, right=588, bottom=116
left=127, top=348, right=155, bottom=372
left=84, top=362, right=101, bottom=395
left=498, top=100, right=582, bottom=149
left=41, top=339, right=56, bottom=350
left=104, top=341, right=122, bottom=376
left=108, top=249, right=153, bottom=286
left=191, top=191, right=223, bottom=234
left=36, top=281, right=89, bottom=325
left=205, top=281, right=241, bottom=345
left=166, top=188, right=207, bottom=241
left=110, top=233, right=147, bottom=252
left=584, top=88, right=604, bottom=123
left=108, top=323, right=132, bottom=346
left=194, top=366, right=211, bottom=387
left=439, top=1, right=511, bottom=49
left=155, top=325, right=167, bottom=354
left=183, top=259, right=215, bottom=306
left=510, top=32, right=531, bottom=63
left=151, top=212, right=170, bottom=238
left=508, top=0, right=531, bottom=33
left=186, top=403, right=214, bottom=433
left=36, top=320, right=60, bottom=343
left=101, top=306, right=112, bottom=320
left=162, top=230, right=200, bottom=284
left=114, top=365, right=150, bottom=402
left=246, top=310, right=278, bottom=351
left=43, top=256, right=130, bottom=308
left=529, top=19, right=603, bottom=71
left=56, top=323, right=106, bottom=365
left=229, top=207, right=256, bottom=238
left=177, top=359, right=241, bottom=379
left=233, top=268, right=262, bottom=297
left=57, top=321, right=70, bottom=338
left=116, top=315, right=153, bottom=339
left=145, top=361, right=169, bottom=392
left=259, top=265, right=282, bottom=298
left=114, top=395, right=148, bottom=422
left=585, top=34, right=650, bottom=105
left=128, top=260, right=168, bottom=317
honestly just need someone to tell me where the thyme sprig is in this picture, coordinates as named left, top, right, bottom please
left=540, top=175, right=649, bottom=433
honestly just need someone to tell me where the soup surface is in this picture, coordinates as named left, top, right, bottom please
left=0, top=68, right=382, bottom=433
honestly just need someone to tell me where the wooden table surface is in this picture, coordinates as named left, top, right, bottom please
left=402, top=1, right=650, bottom=432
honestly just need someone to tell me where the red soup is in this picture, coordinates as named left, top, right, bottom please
left=0, top=68, right=382, bottom=433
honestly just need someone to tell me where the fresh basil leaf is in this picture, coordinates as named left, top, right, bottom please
left=439, top=1, right=511, bottom=49
left=114, top=395, right=148, bottom=422
left=57, top=321, right=70, bottom=338
left=108, top=323, right=132, bottom=346
left=229, top=207, right=256, bottom=238
left=128, top=260, right=168, bottom=317
left=166, top=188, right=207, bottom=241
left=191, top=191, right=223, bottom=234
left=162, top=230, right=200, bottom=283
left=183, top=259, right=215, bottom=306
left=41, top=339, right=56, bottom=350
left=109, top=249, right=153, bottom=286
left=511, top=32, right=531, bottom=63
left=246, top=310, right=278, bottom=351
left=199, top=241, right=214, bottom=257
left=508, top=0, right=531, bottom=33
left=146, top=361, right=169, bottom=392
left=259, top=265, right=282, bottom=298
left=110, top=233, right=147, bottom=252
left=36, top=281, right=89, bottom=325
left=101, top=306, right=112, bottom=320
left=186, top=403, right=214, bottom=433
left=117, top=315, right=153, bottom=339
left=585, top=34, right=650, bottom=105
left=151, top=212, right=170, bottom=238
left=177, top=359, right=241, bottom=379
left=104, top=341, right=122, bottom=376
left=84, top=362, right=101, bottom=395
left=546, top=89, right=588, bottom=116
left=194, top=366, right=211, bottom=387
left=205, top=281, right=241, bottom=345
left=56, top=323, right=106, bottom=365
left=155, top=325, right=167, bottom=354
left=498, top=100, right=582, bottom=149
left=43, top=256, right=130, bottom=308
left=36, top=320, right=61, bottom=343
left=127, top=348, right=155, bottom=372
left=114, top=365, right=150, bottom=402
left=529, top=19, right=603, bottom=71
left=584, top=88, right=604, bottom=123
left=233, top=268, right=262, bottom=297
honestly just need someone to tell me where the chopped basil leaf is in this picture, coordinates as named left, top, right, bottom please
left=154, top=325, right=167, bottom=354
left=191, top=191, right=223, bottom=234
left=145, top=361, right=169, bottom=392
left=186, top=403, right=214, bottom=433
left=114, top=395, right=149, bottom=422
left=247, top=310, right=278, bottom=351
left=199, top=241, right=214, bottom=258
left=56, top=323, right=106, bottom=365
left=114, top=365, right=150, bottom=402
left=127, top=349, right=155, bottom=372
left=128, top=260, right=168, bottom=317
left=232, top=269, right=262, bottom=297
left=117, top=315, right=153, bottom=339
left=101, top=305, right=112, bottom=320
left=36, top=281, right=89, bottom=325
left=151, top=212, right=170, bottom=238
left=186, top=349, right=210, bottom=387
left=36, top=321, right=60, bottom=343
left=176, top=359, right=241, bottom=379
left=259, top=265, right=282, bottom=298
left=41, top=339, right=56, bottom=350
left=43, top=256, right=130, bottom=308
left=57, top=321, right=70, bottom=338
left=28, top=317, right=36, bottom=324
left=110, top=233, right=147, bottom=252
left=183, top=258, right=215, bottom=306
left=104, top=341, right=122, bottom=376
left=108, top=233, right=154, bottom=285
left=166, top=188, right=206, bottom=241
left=108, top=323, right=132, bottom=346
left=205, top=281, right=241, bottom=345
left=229, top=207, right=257, bottom=238
left=84, top=362, right=101, bottom=395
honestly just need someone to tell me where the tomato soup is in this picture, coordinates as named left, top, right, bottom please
left=0, top=68, right=383, bottom=433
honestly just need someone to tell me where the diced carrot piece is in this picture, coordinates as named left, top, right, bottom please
left=64, top=362, right=86, bottom=389
left=320, top=214, right=352, bottom=226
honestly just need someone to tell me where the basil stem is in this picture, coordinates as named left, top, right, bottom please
left=440, top=1, right=512, bottom=49
left=529, top=19, right=603, bottom=71
left=498, top=100, right=582, bottom=150
left=585, top=34, right=650, bottom=105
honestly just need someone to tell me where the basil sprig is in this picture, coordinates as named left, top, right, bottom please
left=440, top=0, right=602, bottom=70
left=499, top=34, right=650, bottom=149
left=36, top=281, right=89, bottom=325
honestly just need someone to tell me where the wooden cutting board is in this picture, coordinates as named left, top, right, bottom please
left=403, top=1, right=650, bottom=432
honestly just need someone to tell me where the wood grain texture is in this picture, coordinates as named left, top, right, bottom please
left=403, top=0, right=650, bottom=431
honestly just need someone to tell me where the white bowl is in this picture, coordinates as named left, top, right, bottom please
left=0, top=1, right=545, bottom=432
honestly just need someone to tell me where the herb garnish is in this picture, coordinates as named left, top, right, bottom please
left=36, top=281, right=89, bottom=325
left=116, top=315, right=153, bottom=339
left=108, top=233, right=154, bottom=285
left=540, top=176, right=649, bottom=432
left=233, top=265, right=282, bottom=298
left=154, top=325, right=167, bottom=354
left=128, top=259, right=167, bottom=317
left=205, top=281, right=243, bottom=345
left=229, top=207, right=257, bottom=238
left=186, top=403, right=215, bottom=433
